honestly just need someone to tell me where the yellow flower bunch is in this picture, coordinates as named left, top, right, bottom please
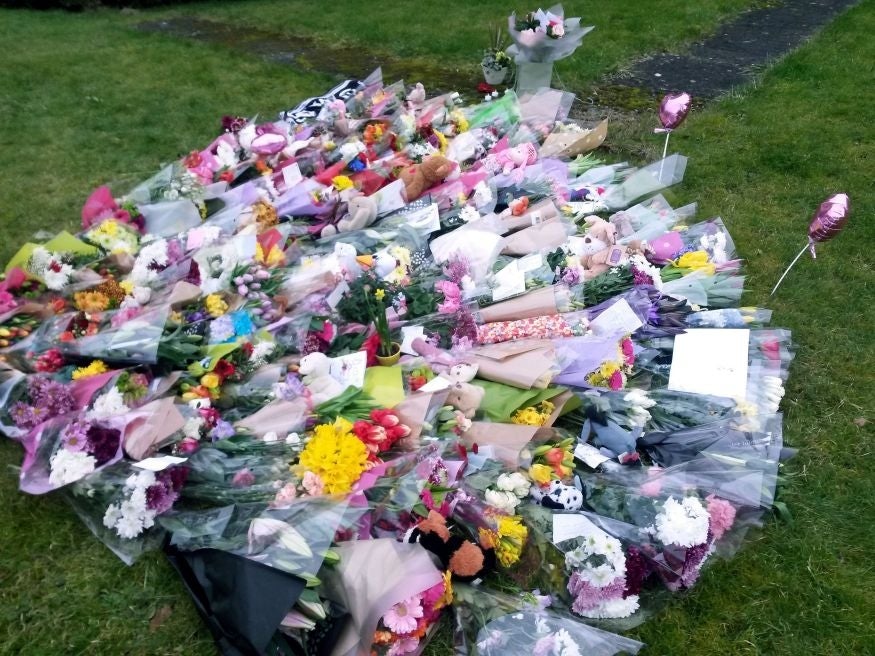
left=119, top=280, right=134, bottom=295
left=73, top=291, right=110, bottom=312
left=450, top=110, right=469, bottom=134
left=586, top=361, right=626, bottom=390
left=511, top=400, right=555, bottom=426
left=71, top=360, right=109, bottom=380
left=205, top=294, right=228, bottom=318
left=674, top=250, right=716, bottom=275
left=256, top=243, right=285, bottom=267
left=434, top=129, right=448, bottom=154
left=331, top=175, right=354, bottom=192
left=200, top=372, right=222, bottom=390
left=480, top=515, right=528, bottom=567
left=295, top=418, right=369, bottom=495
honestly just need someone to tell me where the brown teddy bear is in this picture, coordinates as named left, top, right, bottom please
left=439, top=363, right=485, bottom=419
left=397, top=154, right=456, bottom=202
left=578, top=216, right=647, bottom=280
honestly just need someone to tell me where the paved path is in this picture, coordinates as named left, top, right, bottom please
left=616, top=0, right=862, bottom=97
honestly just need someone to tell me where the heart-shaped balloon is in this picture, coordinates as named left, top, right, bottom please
left=808, top=193, right=850, bottom=257
left=658, top=92, right=692, bottom=131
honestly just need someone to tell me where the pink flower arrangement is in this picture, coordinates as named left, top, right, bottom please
left=302, top=471, right=325, bottom=496
left=435, top=280, right=462, bottom=314
left=382, top=595, right=424, bottom=634
left=706, top=494, right=737, bottom=541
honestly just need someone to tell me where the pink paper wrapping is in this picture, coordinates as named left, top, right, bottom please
left=476, top=314, right=575, bottom=345
left=123, top=397, right=186, bottom=460
left=501, top=217, right=570, bottom=256
left=477, top=284, right=565, bottom=323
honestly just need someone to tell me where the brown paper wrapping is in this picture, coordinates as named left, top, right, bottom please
left=477, top=285, right=566, bottom=323
left=498, top=199, right=560, bottom=234
left=501, top=218, right=569, bottom=256
left=539, top=119, right=609, bottom=159
left=469, top=339, right=557, bottom=390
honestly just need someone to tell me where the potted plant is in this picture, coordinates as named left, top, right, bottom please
left=364, top=284, right=401, bottom=366
left=481, top=25, right=513, bottom=86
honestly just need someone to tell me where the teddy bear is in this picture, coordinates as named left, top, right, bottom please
left=480, top=142, right=538, bottom=183
left=397, top=154, right=456, bottom=202
left=439, top=362, right=485, bottom=419
left=297, top=352, right=346, bottom=406
left=406, top=510, right=496, bottom=582
left=320, top=193, right=378, bottom=238
left=578, top=216, right=647, bottom=281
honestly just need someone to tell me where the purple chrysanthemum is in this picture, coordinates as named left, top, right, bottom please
left=61, top=418, right=92, bottom=453
left=86, top=425, right=121, bottom=465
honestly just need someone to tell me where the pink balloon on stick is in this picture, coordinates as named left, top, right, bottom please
left=654, top=92, right=691, bottom=180
left=658, top=92, right=692, bottom=131
left=771, top=193, right=851, bottom=295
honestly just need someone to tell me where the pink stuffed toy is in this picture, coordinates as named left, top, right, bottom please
left=480, top=143, right=538, bottom=182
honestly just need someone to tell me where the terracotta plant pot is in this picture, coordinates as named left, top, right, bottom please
left=375, top=342, right=402, bottom=366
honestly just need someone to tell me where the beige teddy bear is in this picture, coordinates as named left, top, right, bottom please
left=440, top=362, right=485, bottom=419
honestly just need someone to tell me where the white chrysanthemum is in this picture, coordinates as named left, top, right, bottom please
left=250, top=341, right=276, bottom=361
left=87, top=387, right=131, bottom=420
left=485, top=489, right=521, bottom=514
left=115, top=510, right=145, bottom=539
left=578, top=595, right=640, bottom=619
left=497, top=472, right=531, bottom=498
left=43, top=262, right=74, bottom=290
left=135, top=470, right=156, bottom=488
left=127, top=488, right=148, bottom=513
left=49, top=449, right=97, bottom=487
left=653, top=496, right=710, bottom=547
left=103, top=503, right=122, bottom=529
left=565, top=532, right=626, bottom=586
left=215, top=141, right=239, bottom=170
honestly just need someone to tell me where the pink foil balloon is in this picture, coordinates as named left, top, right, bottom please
left=808, top=193, right=850, bottom=257
left=658, top=92, right=692, bottom=131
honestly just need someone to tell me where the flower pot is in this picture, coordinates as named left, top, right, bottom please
left=515, top=61, right=554, bottom=94
left=376, top=342, right=402, bottom=366
left=481, top=64, right=509, bottom=86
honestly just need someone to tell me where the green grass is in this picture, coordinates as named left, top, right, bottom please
left=1, top=1, right=874, bottom=655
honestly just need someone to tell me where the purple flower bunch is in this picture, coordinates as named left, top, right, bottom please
left=145, top=467, right=188, bottom=514
left=59, top=419, right=121, bottom=465
left=10, top=376, right=76, bottom=430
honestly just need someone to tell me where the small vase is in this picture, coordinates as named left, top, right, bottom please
left=481, top=64, right=509, bottom=85
left=515, top=61, right=554, bottom=94
left=375, top=342, right=402, bottom=366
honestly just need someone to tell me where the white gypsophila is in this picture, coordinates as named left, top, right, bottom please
left=87, top=387, right=131, bottom=420
left=653, top=496, right=710, bottom=547
left=497, top=472, right=531, bottom=498
left=578, top=595, right=640, bottom=620
left=485, top=488, right=521, bottom=514
left=459, top=205, right=481, bottom=223
left=30, top=246, right=51, bottom=271
left=49, top=449, right=97, bottom=487
left=553, top=629, right=582, bottom=656
left=183, top=417, right=205, bottom=439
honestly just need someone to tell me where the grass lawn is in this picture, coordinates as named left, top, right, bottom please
left=1, top=1, right=873, bottom=655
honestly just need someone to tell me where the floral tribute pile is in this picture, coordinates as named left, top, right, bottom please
left=0, top=68, right=794, bottom=655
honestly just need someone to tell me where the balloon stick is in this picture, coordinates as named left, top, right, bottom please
left=770, top=244, right=808, bottom=296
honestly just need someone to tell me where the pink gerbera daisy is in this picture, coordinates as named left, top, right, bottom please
left=382, top=596, right=423, bottom=634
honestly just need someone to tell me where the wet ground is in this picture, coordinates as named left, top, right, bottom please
left=137, top=17, right=476, bottom=94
